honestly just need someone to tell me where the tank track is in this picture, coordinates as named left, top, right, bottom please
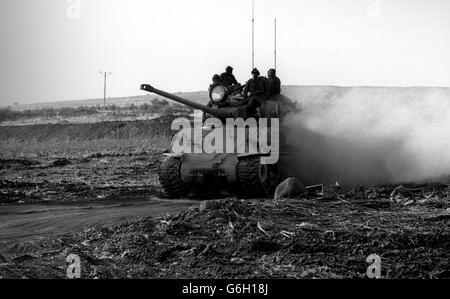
left=237, top=156, right=279, bottom=199
left=158, top=156, right=187, bottom=199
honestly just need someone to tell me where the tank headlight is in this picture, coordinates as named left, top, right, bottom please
left=210, top=85, right=227, bottom=103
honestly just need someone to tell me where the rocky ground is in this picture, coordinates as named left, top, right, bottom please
left=0, top=185, right=448, bottom=279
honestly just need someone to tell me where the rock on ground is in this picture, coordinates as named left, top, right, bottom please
left=274, top=177, right=306, bottom=200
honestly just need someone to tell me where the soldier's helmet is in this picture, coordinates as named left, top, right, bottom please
left=251, top=68, right=260, bottom=76
left=226, top=66, right=233, bottom=72
left=212, top=74, right=220, bottom=82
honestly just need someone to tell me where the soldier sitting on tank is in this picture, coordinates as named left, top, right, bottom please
left=224, top=80, right=247, bottom=108
left=265, top=68, right=281, bottom=97
left=242, top=68, right=267, bottom=99
left=207, top=71, right=246, bottom=109
left=220, top=66, right=239, bottom=90
left=208, top=74, right=221, bottom=93
left=241, top=68, right=267, bottom=116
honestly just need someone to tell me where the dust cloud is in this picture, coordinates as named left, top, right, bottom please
left=281, top=86, right=450, bottom=186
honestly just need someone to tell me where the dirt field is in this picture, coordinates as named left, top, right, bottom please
left=0, top=190, right=448, bottom=279
left=0, top=131, right=448, bottom=279
left=1, top=88, right=449, bottom=279
left=0, top=120, right=189, bottom=245
left=0, top=120, right=176, bottom=206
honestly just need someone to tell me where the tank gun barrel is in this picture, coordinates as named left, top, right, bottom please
left=140, top=84, right=218, bottom=115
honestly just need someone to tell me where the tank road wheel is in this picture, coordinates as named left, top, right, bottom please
left=158, top=156, right=187, bottom=199
left=237, top=156, right=280, bottom=199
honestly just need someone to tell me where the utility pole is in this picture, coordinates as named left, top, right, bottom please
left=100, top=71, right=111, bottom=109
left=252, top=0, right=255, bottom=69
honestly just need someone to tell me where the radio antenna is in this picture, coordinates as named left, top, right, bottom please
left=252, top=0, right=255, bottom=69
left=274, top=18, right=277, bottom=70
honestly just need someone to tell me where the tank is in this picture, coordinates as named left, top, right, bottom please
left=140, top=83, right=298, bottom=199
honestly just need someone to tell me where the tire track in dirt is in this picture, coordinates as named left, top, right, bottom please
left=0, top=196, right=196, bottom=244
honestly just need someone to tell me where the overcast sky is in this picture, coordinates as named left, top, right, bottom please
left=1, top=0, right=449, bottom=104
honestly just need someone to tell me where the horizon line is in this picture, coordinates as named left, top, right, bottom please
left=3, top=84, right=450, bottom=107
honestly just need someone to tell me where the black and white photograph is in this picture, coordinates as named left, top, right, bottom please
left=0, top=0, right=449, bottom=286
